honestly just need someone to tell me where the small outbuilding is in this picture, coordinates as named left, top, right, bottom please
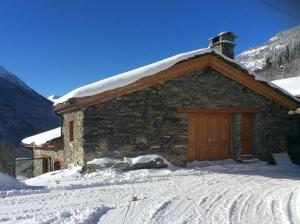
left=22, top=127, right=64, bottom=176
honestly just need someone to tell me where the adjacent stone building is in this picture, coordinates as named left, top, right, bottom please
left=22, top=127, right=64, bottom=176
left=23, top=32, right=300, bottom=174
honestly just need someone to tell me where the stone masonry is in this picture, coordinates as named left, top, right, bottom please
left=60, top=67, right=290, bottom=167
left=62, top=111, right=85, bottom=167
left=209, top=32, right=237, bottom=59
left=231, top=114, right=242, bottom=159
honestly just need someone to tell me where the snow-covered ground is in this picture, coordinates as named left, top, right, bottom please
left=1, top=157, right=300, bottom=224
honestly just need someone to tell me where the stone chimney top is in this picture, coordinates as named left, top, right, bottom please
left=209, top=32, right=237, bottom=59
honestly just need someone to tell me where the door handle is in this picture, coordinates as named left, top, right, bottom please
left=208, top=136, right=211, bottom=144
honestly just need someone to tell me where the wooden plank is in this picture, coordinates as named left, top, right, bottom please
left=196, top=113, right=208, bottom=160
left=187, top=113, right=196, bottom=161
left=207, top=114, right=230, bottom=160
left=188, top=113, right=209, bottom=161
left=177, top=108, right=259, bottom=114
left=211, top=56, right=298, bottom=110
left=187, top=113, right=231, bottom=162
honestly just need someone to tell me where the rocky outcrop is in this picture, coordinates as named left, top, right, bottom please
left=236, top=25, right=300, bottom=80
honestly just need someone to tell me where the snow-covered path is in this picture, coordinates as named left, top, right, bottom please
left=1, top=162, right=300, bottom=224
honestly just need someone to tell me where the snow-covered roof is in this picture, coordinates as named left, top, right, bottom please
left=54, top=47, right=300, bottom=109
left=271, top=76, right=300, bottom=97
left=22, top=127, right=62, bottom=146
left=54, top=48, right=214, bottom=105
left=47, top=94, right=60, bottom=103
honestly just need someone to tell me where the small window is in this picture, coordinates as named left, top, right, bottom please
left=69, top=120, right=74, bottom=142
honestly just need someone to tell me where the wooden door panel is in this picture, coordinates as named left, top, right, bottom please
left=207, top=114, right=230, bottom=160
left=42, top=158, right=49, bottom=174
left=208, top=145, right=219, bottom=160
left=188, top=113, right=208, bottom=161
left=196, top=114, right=208, bottom=144
left=188, top=113, right=209, bottom=161
left=196, top=114, right=208, bottom=160
left=187, top=113, right=197, bottom=161
left=187, top=113, right=230, bottom=161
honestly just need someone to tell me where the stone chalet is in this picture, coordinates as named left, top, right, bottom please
left=22, top=32, right=300, bottom=175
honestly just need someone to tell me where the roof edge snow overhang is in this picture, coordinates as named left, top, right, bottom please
left=55, top=53, right=299, bottom=114
left=21, top=136, right=63, bottom=149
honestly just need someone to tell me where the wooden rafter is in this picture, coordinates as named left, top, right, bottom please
left=210, top=56, right=297, bottom=110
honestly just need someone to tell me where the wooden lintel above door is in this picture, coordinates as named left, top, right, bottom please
left=177, top=108, right=259, bottom=114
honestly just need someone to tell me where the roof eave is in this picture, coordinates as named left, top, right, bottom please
left=22, top=136, right=63, bottom=149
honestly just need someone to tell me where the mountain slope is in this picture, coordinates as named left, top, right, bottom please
left=0, top=66, right=60, bottom=145
left=236, top=25, right=300, bottom=80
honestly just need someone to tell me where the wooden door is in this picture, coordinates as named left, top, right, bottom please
left=42, top=158, right=49, bottom=174
left=241, top=114, right=253, bottom=155
left=53, top=161, right=61, bottom=171
left=207, top=115, right=231, bottom=160
left=188, top=113, right=208, bottom=161
left=187, top=113, right=230, bottom=161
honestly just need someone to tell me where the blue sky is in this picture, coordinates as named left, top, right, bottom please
left=0, top=0, right=299, bottom=97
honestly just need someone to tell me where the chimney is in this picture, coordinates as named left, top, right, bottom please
left=209, top=32, right=237, bottom=59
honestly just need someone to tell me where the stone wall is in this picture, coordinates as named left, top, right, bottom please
left=80, top=68, right=290, bottom=165
left=62, top=111, right=85, bottom=167
left=231, top=114, right=242, bottom=159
